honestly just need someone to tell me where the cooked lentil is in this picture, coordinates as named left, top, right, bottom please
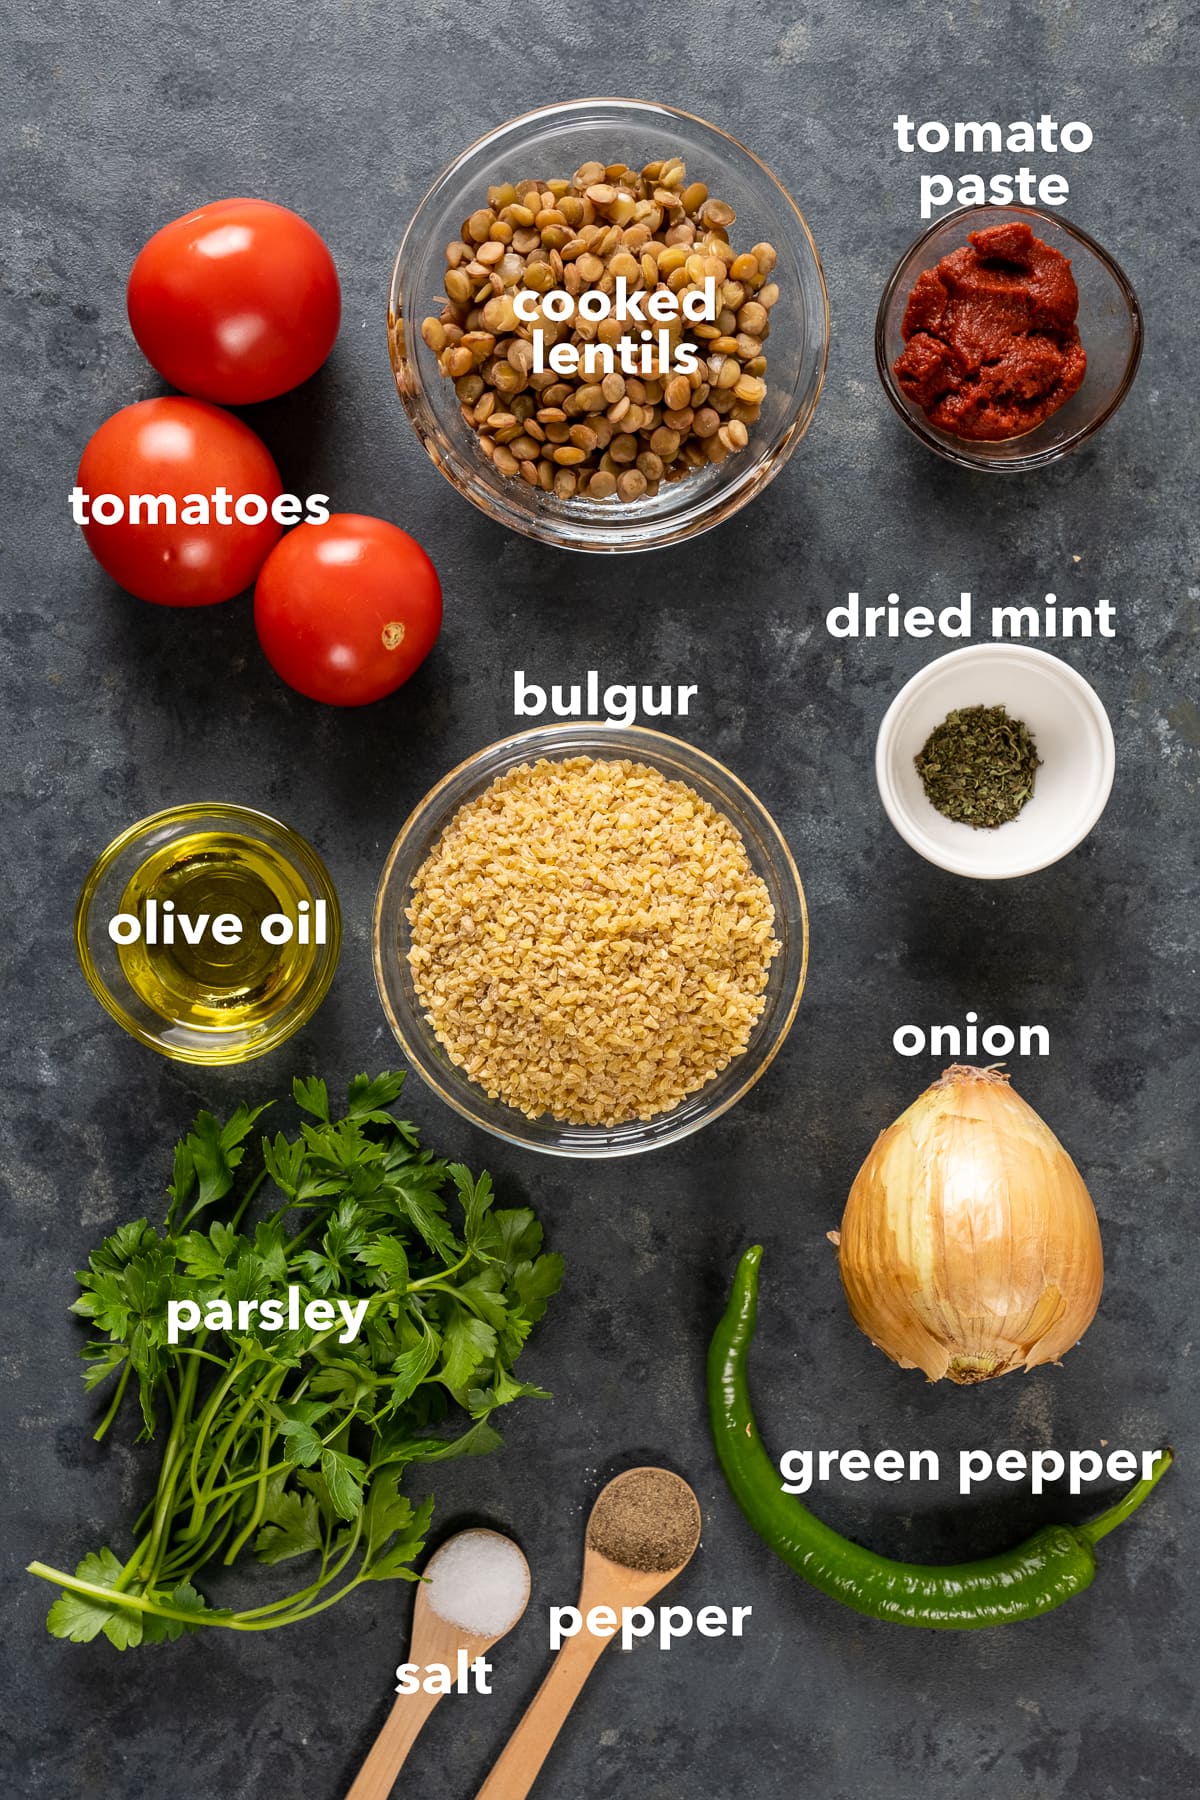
left=405, top=756, right=781, bottom=1127
left=420, top=157, right=782, bottom=503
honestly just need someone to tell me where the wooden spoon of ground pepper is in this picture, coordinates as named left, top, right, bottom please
left=475, top=1468, right=701, bottom=1799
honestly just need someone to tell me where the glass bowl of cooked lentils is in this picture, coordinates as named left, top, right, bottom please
left=388, top=99, right=829, bottom=553
left=373, top=724, right=809, bottom=1157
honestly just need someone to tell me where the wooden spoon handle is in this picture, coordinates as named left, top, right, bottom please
left=475, top=1634, right=609, bottom=1800
left=345, top=1686, right=444, bottom=1800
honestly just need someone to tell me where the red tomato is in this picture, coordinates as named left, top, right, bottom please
left=254, top=514, right=442, bottom=706
left=127, top=199, right=341, bottom=404
left=77, top=398, right=283, bottom=606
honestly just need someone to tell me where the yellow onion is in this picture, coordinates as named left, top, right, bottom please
left=835, top=1065, right=1103, bottom=1385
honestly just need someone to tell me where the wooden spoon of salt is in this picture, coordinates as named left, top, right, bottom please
left=475, top=1467, right=702, bottom=1800
left=346, top=1528, right=530, bottom=1800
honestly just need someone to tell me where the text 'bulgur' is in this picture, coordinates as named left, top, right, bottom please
left=405, top=756, right=781, bottom=1127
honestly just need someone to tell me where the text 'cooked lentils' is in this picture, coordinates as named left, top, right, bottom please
left=405, top=756, right=781, bottom=1127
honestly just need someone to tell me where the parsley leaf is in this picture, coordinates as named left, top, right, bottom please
left=321, top=1447, right=367, bottom=1520
left=356, top=1237, right=410, bottom=1291
left=275, top=1417, right=325, bottom=1469
left=387, top=1328, right=440, bottom=1410
left=346, top=1072, right=407, bottom=1122
left=255, top=1486, right=324, bottom=1565
left=439, top=1311, right=499, bottom=1394
left=293, top=1076, right=330, bottom=1123
left=45, top=1548, right=125, bottom=1643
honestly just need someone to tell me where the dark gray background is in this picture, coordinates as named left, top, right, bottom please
left=2, top=3, right=1197, bottom=1796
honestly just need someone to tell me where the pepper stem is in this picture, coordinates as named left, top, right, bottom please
left=1079, top=1448, right=1173, bottom=1546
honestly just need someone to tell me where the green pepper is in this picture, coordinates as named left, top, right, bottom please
left=708, top=1244, right=1172, bottom=1630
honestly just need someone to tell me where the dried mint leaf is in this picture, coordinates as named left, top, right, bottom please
left=915, top=703, right=1042, bottom=829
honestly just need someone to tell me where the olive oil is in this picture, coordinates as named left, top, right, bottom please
left=117, top=831, right=323, bottom=1033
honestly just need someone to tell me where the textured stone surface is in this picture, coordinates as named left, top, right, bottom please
left=2, top=4, right=1197, bottom=1796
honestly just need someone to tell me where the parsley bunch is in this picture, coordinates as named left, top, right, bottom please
left=29, top=1073, right=562, bottom=1648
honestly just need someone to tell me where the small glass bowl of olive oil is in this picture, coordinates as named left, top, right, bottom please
left=75, top=803, right=342, bottom=1064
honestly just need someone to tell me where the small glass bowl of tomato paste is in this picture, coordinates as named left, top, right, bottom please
left=875, top=205, right=1143, bottom=471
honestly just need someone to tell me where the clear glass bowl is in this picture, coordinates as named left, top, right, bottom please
left=75, top=803, right=342, bottom=1064
left=875, top=205, right=1143, bottom=471
left=388, top=99, right=828, bottom=552
left=373, top=725, right=809, bottom=1157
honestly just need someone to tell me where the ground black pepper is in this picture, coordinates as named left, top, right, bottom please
left=587, top=1468, right=701, bottom=1573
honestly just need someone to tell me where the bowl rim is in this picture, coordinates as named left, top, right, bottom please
left=372, top=721, right=809, bottom=1156
left=873, top=203, right=1144, bottom=472
left=874, top=643, right=1117, bottom=879
left=388, top=97, right=830, bottom=554
left=74, top=800, right=343, bottom=1064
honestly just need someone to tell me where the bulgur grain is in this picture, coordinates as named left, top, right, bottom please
left=405, top=756, right=781, bottom=1127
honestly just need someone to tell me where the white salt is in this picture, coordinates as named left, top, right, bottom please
left=424, top=1530, right=529, bottom=1636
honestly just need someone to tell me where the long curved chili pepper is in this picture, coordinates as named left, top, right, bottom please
left=708, top=1244, right=1172, bottom=1630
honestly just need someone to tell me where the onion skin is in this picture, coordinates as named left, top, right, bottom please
left=837, top=1065, right=1104, bottom=1384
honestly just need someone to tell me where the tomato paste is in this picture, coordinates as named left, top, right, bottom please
left=893, top=221, right=1086, bottom=441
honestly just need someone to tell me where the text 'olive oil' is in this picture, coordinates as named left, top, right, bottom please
left=114, top=831, right=326, bottom=1032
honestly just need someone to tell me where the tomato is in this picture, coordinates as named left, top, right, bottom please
left=77, top=398, right=283, bottom=606
left=127, top=199, right=341, bottom=404
left=254, top=514, right=442, bottom=706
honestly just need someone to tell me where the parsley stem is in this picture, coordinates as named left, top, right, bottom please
left=92, top=1361, right=132, bottom=1443
left=223, top=1419, right=273, bottom=1565
left=232, top=1519, right=365, bottom=1621
left=266, top=1573, right=367, bottom=1627
left=185, top=1343, right=244, bottom=1521
left=282, top=1210, right=329, bottom=1251
left=186, top=1362, right=285, bottom=1532
left=193, top=1455, right=294, bottom=1505
left=170, top=1346, right=231, bottom=1370
left=408, top=1250, right=472, bottom=1290
left=417, top=1277, right=493, bottom=1322
left=28, top=1563, right=290, bottom=1633
left=158, top=1498, right=238, bottom=1580
left=136, top=1352, right=203, bottom=1591
left=230, top=1168, right=268, bottom=1232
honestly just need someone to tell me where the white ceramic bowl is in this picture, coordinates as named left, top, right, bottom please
left=875, top=644, right=1115, bottom=879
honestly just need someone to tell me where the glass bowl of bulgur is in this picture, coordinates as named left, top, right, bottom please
left=388, top=98, right=828, bottom=553
left=373, top=725, right=808, bottom=1157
